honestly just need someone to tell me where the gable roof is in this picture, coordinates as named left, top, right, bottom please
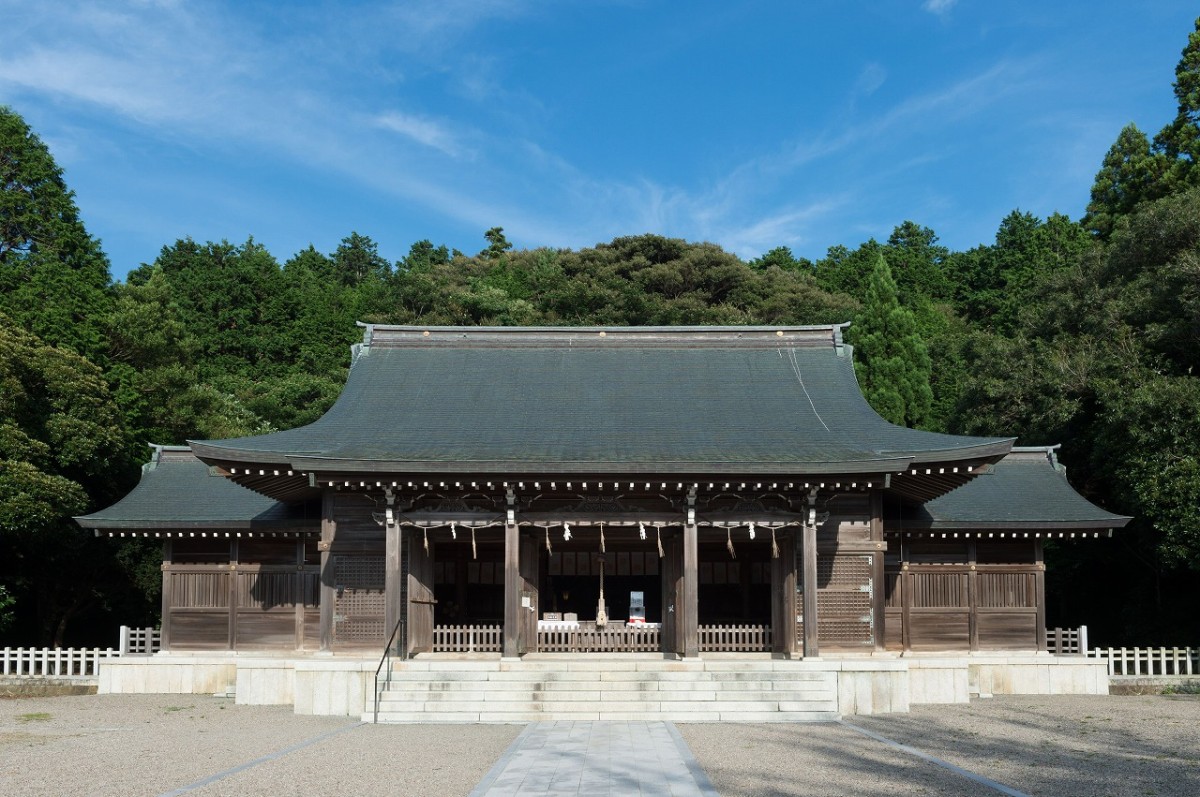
left=73, top=446, right=319, bottom=531
left=900, top=446, right=1132, bottom=531
left=190, top=325, right=1012, bottom=499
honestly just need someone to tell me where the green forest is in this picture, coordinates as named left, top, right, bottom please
left=3, top=21, right=1200, bottom=649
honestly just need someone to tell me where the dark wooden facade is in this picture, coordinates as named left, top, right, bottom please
left=79, top=329, right=1130, bottom=656
left=97, top=474, right=1108, bottom=656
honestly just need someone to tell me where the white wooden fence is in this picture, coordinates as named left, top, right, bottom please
left=1, top=626, right=161, bottom=679
left=1045, top=626, right=1088, bottom=655
left=1088, top=646, right=1200, bottom=677
left=1, top=647, right=120, bottom=677
left=119, top=625, right=162, bottom=655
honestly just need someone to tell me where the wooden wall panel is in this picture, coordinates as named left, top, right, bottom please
left=816, top=494, right=872, bottom=545
left=976, top=612, right=1038, bottom=650
left=977, top=572, right=1036, bottom=608
left=169, top=571, right=229, bottom=608
left=234, top=612, right=298, bottom=649
left=169, top=611, right=231, bottom=650
left=908, top=612, right=970, bottom=650
left=884, top=608, right=904, bottom=650
left=884, top=536, right=1046, bottom=653
left=331, top=493, right=385, bottom=550
left=302, top=612, right=321, bottom=650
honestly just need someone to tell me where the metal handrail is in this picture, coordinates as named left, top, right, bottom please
left=372, top=615, right=406, bottom=723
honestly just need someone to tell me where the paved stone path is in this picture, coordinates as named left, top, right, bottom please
left=5, top=694, right=1200, bottom=795
left=469, top=721, right=719, bottom=796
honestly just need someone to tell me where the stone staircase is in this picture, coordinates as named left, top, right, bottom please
left=367, top=657, right=840, bottom=723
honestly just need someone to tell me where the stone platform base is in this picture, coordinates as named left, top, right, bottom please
left=97, top=651, right=1109, bottom=719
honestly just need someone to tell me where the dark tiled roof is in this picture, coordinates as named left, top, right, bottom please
left=74, top=446, right=318, bottom=530
left=901, top=447, right=1132, bottom=530
left=191, top=325, right=1012, bottom=476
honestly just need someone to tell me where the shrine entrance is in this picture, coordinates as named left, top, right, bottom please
left=535, top=528, right=667, bottom=653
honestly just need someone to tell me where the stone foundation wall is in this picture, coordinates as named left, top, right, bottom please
left=95, top=653, right=1109, bottom=718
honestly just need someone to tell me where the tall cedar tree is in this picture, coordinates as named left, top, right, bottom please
left=0, top=107, right=112, bottom=360
left=849, top=255, right=933, bottom=428
left=1084, top=124, right=1171, bottom=239
left=1155, top=17, right=1200, bottom=180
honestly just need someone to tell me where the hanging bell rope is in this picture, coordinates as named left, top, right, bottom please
left=545, top=526, right=552, bottom=555
left=450, top=521, right=457, bottom=540
left=599, top=522, right=606, bottom=553
left=423, top=526, right=429, bottom=554
left=726, top=526, right=736, bottom=559
left=771, top=526, right=779, bottom=559
left=471, top=526, right=477, bottom=560
left=748, top=522, right=756, bottom=540
left=657, top=526, right=664, bottom=558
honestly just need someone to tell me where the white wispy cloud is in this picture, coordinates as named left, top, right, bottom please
left=373, top=112, right=465, bottom=158
left=855, top=63, right=888, bottom=96
left=922, top=0, right=957, bottom=15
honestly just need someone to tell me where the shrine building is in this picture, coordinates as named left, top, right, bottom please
left=78, top=324, right=1129, bottom=720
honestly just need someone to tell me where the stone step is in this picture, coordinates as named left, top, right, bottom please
left=384, top=668, right=832, bottom=683
left=367, top=709, right=840, bottom=723
left=378, top=688, right=837, bottom=705
left=371, top=660, right=839, bottom=723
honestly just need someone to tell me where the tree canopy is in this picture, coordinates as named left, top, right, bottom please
left=5, top=15, right=1200, bottom=647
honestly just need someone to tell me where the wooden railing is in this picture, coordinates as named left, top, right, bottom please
left=537, top=625, right=661, bottom=653
left=1, top=647, right=120, bottom=677
left=698, top=624, right=772, bottom=653
left=433, top=624, right=502, bottom=653
left=1045, top=625, right=1088, bottom=655
left=1088, top=646, right=1200, bottom=677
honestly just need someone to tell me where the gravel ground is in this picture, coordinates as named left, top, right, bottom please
left=0, top=693, right=519, bottom=797
left=3, top=693, right=1198, bottom=796
left=681, top=694, right=1200, bottom=797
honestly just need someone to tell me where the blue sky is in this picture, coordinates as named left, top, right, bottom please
left=1, top=1, right=1196, bottom=280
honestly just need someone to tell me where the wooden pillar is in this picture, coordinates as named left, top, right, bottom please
left=682, top=521, right=699, bottom=658
left=294, top=539, right=305, bottom=650
left=967, top=540, right=979, bottom=652
left=1035, top=539, right=1047, bottom=652
left=319, top=489, right=335, bottom=652
left=503, top=520, right=521, bottom=658
left=227, top=539, right=238, bottom=650
left=771, top=530, right=797, bottom=656
left=519, top=535, right=539, bottom=653
left=407, top=531, right=434, bottom=656
left=661, top=535, right=680, bottom=654
left=801, top=518, right=820, bottom=658
left=870, top=491, right=886, bottom=652
left=160, top=540, right=173, bottom=651
left=384, top=518, right=404, bottom=655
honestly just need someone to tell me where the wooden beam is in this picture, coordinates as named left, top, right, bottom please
left=871, top=490, right=885, bottom=653
left=319, top=489, right=335, bottom=652
left=407, top=531, right=434, bottom=656
left=503, top=520, right=520, bottom=657
left=772, top=530, right=797, bottom=656
left=384, top=518, right=403, bottom=655
left=968, top=540, right=979, bottom=652
left=801, top=518, right=819, bottom=658
left=160, top=539, right=173, bottom=651
left=682, top=521, right=699, bottom=658
left=1035, top=539, right=1047, bottom=652
left=227, top=539, right=238, bottom=650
